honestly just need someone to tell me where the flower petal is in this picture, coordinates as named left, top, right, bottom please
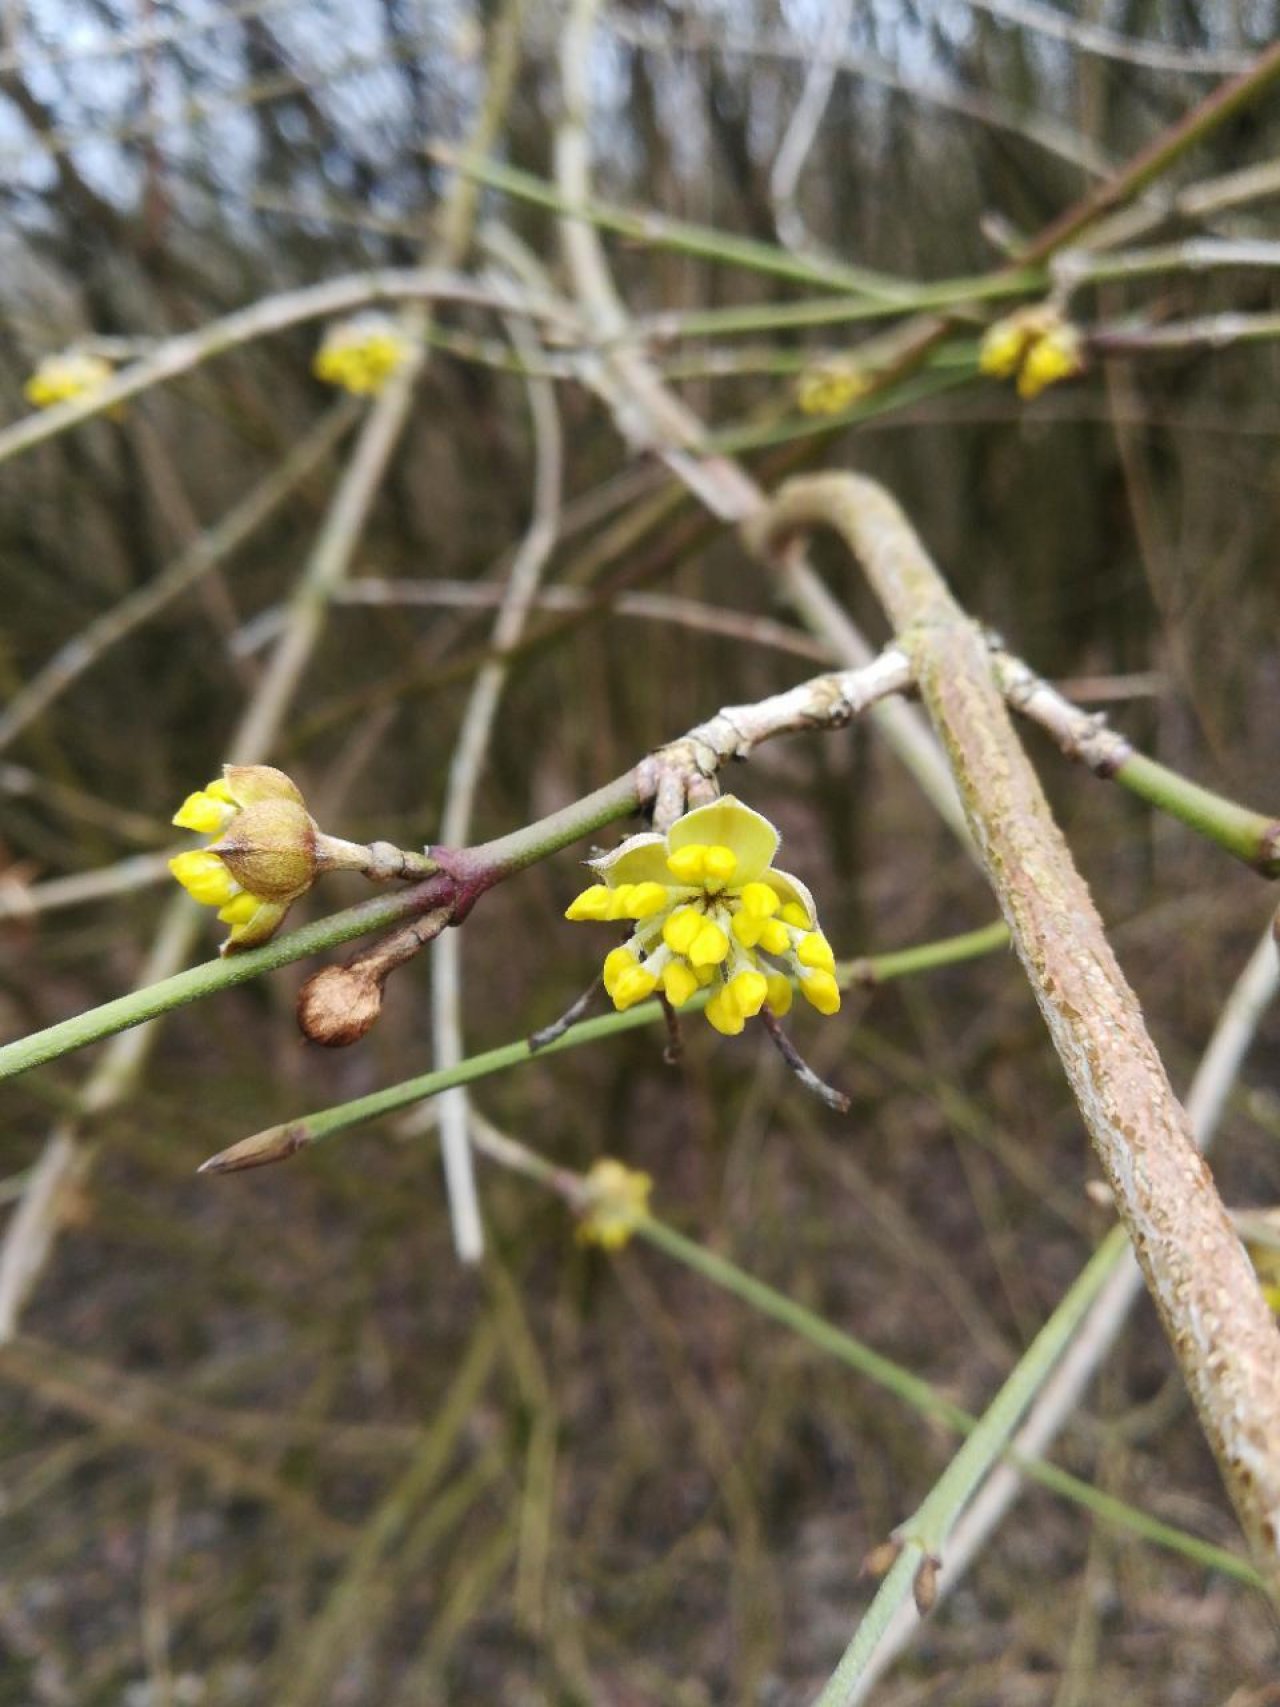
left=589, top=832, right=672, bottom=889
left=667, top=797, right=779, bottom=882
left=169, top=850, right=238, bottom=908
left=762, top=866, right=817, bottom=926
left=223, top=764, right=305, bottom=808
left=172, top=790, right=236, bottom=834
left=222, top=898, right=288, bottom=953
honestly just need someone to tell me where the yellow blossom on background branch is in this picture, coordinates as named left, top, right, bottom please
left=979, top=304, right=1084, bottom=400
left=24, top=350, right=114, bottom=409
left=796, top=359, right=873, bottom=417
left=577, top=1158, right=653, bottom=1250
left=313, top=313, right=412, bottom=395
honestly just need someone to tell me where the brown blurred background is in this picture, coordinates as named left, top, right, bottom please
left=2, top=1, right=1280, bottom=1701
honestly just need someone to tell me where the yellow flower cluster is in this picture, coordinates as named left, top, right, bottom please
left=566, top=797, right=840, bottom=1036
left=979, top=305, right=1084, bottom=400
left=796, top=361, right=872, bottom=417
left=169, top=765, right=320, bottom=953
left=24, top=350, right=114, bottom=409
left=313, top=314, right=412, bottom=395
left=577, top=1158, right=653, bottom=1250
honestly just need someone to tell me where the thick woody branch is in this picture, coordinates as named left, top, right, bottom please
left=747, top=472, right=1280, bottom=1598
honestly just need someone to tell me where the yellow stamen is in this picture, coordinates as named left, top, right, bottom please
left=626, top=881, right=670, bottom=918
left=611, top=966, right=659, bottom=1011
left=688, top=920, right=730, bottom=967
left=800, top=969, right=841, bottom=1015
left=725, top=969, right=768, bottom=1020
left=739, top=882, right=778, bottom=918
left=662, top=908, right=703, bottom=957
left=701, top=844, right=738, bottom=884
left=797, top=931, right=836, bottom=973
left=565, top=884, right=614, bottom=921
left=665, top=844, right=707, bottom=883
left=757, top=919, right=791, bottom=955
left=603, top=945, right=639, bottom=998
left=704, top=991, right=745, bottom=1036
left=662, top=960, right=699, bottom=1007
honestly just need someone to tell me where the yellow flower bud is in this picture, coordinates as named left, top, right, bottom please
left=210, top=798, right=318, bottom=902
left=1016, top=324, right=1084, bottom=399
left=578, top=1158, right=652, bottom=1249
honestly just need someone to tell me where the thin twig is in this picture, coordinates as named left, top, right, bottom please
left=547, top=0, right=971, bottom=845
left=528, top=977, right=602, bottom=1053
left=0, top=850, right=178, bottom=922
left=768, top=0, right=855, bottom=257
left=0, top=311, right=437, bottom=1340
left=758, top=1008, right=850, bottom=1113
left=241, top=581, right=835, bottom=668
left=431, top=290, right=562, bottom=1261
left=995, top=646, right=1280, bottom=874
left=965, top=0, right=1251, bottom=75
left=0, top=401, right=358, bottom=756
left=0, top=269, right=577, bottom=470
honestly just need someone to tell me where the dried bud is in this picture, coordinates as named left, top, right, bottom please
left=913, top=1553, right=942, bottom=1615
left=212, top=798, right=318, bottom=901
left=858, top=1537, right=903, bottom=1580
left=297, top=964, right=385, bottom=1048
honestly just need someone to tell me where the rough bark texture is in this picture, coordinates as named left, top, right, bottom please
left=749, top=473, right=1280, bottom=1592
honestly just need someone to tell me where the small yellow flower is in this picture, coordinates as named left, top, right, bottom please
left=577, top=1158, right=652, bottom=1250
left=566, top=796, right=841, bottom=1035
left=170, top=765, right=319, bottom=953
left=24, top=350, right=113, bottom=409
left=796, top=361, right=872, bottom=417
left=1016, top=323, right=1084, bottom=399
left=313, top=314, right=411, bottom=395
left=979, top=305, right=1084, bottom=399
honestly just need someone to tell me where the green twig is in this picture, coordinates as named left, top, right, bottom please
left=814, top=1238, right=1148, bottom=1705
left=996, top=649, right=1280, bottom=876
left=636, top=1219, right=1260, bottom=1593
left=428, top=146, right=910, bottom=301
left=0, top=879, right=453, bottom=1082
left=199, top=922, right=1012, bottom=1171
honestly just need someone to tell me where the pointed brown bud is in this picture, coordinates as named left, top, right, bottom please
left=297, top=963, right=384, bottom=1048
left=912, top=1553, right=942, bottom=1615
left=199, top=1121, right=312, bottom=1174
left=858, top=1537, right=903, bottom=1580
